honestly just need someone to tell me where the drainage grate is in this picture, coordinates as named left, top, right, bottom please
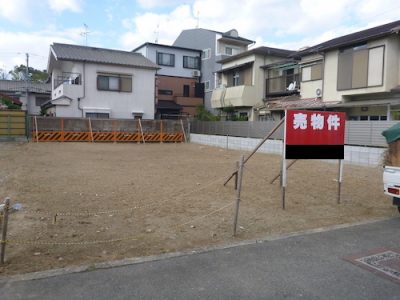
left=346, top=249, right=400, bottom=284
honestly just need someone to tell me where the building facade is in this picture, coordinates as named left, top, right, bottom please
left=173, top=28, right=254, bottom=113
left=211, top=47, right=295, bottom=121
left=259, top=20, right=400, bottom=121
left=133, top=42, right=203, bottom=118
left=0, top=80, right=51, bottom=115
left=46, top=43, right=159, bottom=119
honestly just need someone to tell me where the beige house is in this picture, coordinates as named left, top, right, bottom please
left=210, top=47, right=294, bottom=120
left=263, top=20, right=400, bottom=121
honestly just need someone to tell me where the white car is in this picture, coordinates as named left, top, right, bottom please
left=383, top=165, right=400, bottom=214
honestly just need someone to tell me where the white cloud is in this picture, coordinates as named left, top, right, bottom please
left=136, top=0, right=187, bottom=9
left=47, top=0, right=82, bottom=13
left=0, top=0, right=35, bottom=24
left=120, top=4, right=196, bottom=49
left=0, top=30, right=78, bottom=72
left=120, top=0, right=400, bottom=52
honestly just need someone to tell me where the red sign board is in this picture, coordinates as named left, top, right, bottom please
left=285, top=110, right=345, bottom=145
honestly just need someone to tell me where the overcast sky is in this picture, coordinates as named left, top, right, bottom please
left=0, top=0, right=399, bottom=73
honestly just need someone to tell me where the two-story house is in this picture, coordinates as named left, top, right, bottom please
left=45, top=43, right=159, bottom=119
left=133, top=42, right=203, bottom=118
left=263, top=20, right=400, bottom=121
left=173, top=28, right=254, bottom=113
left=210, top=46, right=295, bottom=120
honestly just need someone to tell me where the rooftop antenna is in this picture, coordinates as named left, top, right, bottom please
left=154, top=23, right=160, bottom=43
left=196, top=10, right=200, bottom=28
left=80, top=23, right=90, bottom=46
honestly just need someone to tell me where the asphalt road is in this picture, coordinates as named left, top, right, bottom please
left=1, top=218, right=400, bottom=300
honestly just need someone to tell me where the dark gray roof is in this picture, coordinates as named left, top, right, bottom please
left=51, top=43, right=159, bottom=69
left=0, top=80, right=51, bottom=94
left=298, top=19, right=400, bottom=55
left=218, top=46, right=295, bottom=64
left=132, top=42, right=202, bottom=53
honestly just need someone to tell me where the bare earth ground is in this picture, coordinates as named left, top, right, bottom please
left=0, top=142, right=397, bottom=276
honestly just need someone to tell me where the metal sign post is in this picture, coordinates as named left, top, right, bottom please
left=282, top=111, right=287, bottom=209
left=337, top=159, right=344, bottom=204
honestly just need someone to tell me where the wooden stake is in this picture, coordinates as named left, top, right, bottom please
left=88, top=118, right=94, bottom=142
left=1, top=197, right=10, bottom=265
left=112, top=120, right=117, bottom=143
left=337, top=159, right=343, bottom=204
left=138, top=119, right=145, bottom=144
left=60, top=118, right=64, bottom=142
left=233, top=155, right=244, bottom=236
left=270, top=159, right=298, bottom=184
left=234, top=161, right=239, bottom=190
left=34, top=116, right=39, bottom=143
left=160, top=120, right=163, bottom=143
left=180, top=119, right=187, bottom=143
left=224, top=118, right=285, bottom=186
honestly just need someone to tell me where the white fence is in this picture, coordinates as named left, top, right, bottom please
left=190, top=120, right=397, bottom=147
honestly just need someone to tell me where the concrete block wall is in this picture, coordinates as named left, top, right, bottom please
left=190, top=133, right=386, bottom=167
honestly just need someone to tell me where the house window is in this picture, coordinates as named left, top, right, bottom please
left=97, top=74, right=132, bottom=92
left=337, top=45, right=384, bottom=90
left=202, top=48, right=211, bottom=60
left=183, top=56, right=200, bottom=69
left=301, top=63, right=322, bottom=82
left=158, top=89, right=173, bottom=95
left=35, top=97, right=49, bottom=106
left=183, top=85, right=190, bottom=97
left=203, top=81, right=210, bottom=91
left=86, top=112, right=110, bottom=119
left=225, top=46, right=239, bottom=56
left=157, top=52, right=175, bottom=66
left=233, top=72, right=240, bottom=86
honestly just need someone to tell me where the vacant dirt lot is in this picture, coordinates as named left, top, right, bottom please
left=0, top=142, right=397, bottom=275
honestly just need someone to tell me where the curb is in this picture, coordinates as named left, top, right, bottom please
left=0, top=217, right=394, bottom=283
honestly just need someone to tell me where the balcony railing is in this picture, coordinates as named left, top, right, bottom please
left=54, top=73, right=81, bottom=88
left=266, top=74, right=300, bottom=98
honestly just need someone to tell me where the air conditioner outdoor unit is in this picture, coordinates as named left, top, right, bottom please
left=192, top=70, right=201, bottom=77
left=315, top=88, right=322, bottom=97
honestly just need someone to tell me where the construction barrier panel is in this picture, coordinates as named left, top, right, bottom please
left=31, top=117, right=187, bottom=143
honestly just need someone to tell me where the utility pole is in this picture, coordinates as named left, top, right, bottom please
left=25, top=53, right=29, bottom=111
left=81, top=24, right=90, bottom=46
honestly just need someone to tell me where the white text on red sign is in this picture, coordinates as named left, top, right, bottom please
left=293, top=113, right=341, bottom=131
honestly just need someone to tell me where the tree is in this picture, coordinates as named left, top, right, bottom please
left=8, top=65, right=48, bottom=82
left=195, top=105, right=220, bottom=121
left=0, top=94, right=21, bottom=110
left=0, top=68, right=8, bottom=79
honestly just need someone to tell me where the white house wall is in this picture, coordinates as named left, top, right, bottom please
left=53, top=62, right=155, bottom=119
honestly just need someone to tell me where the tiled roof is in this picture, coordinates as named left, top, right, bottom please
left=264, top=97, right=340, bottom=111
left=0, top=92, right=22, bottom=105
left=0, top=80, right=51, bottom=94
left=298, top=20, right=400, bottom=55
left=51, top=43, right=159, bottom=69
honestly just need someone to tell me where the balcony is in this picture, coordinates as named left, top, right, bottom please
left=211, top=85, right=257, bottom=108
left=52, top=73, right=83, bottom=100
left=265, top=74, right=300, bottom=98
